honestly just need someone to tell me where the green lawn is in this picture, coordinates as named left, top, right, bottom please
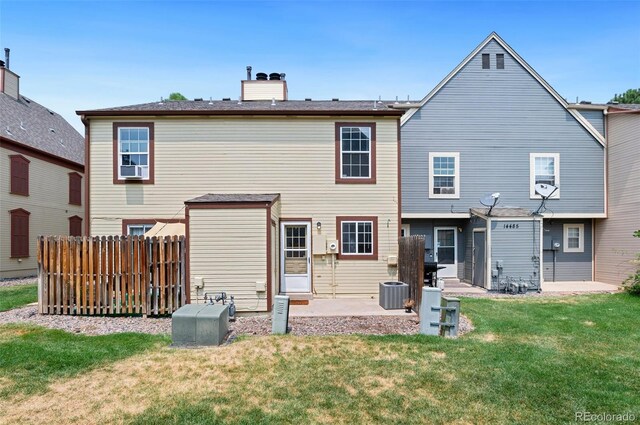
left=1, top=293, right=638, bottom=425
left=0, top=284, right=37, bottom=312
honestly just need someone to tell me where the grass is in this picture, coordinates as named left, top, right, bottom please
left=0, top=324, right=169, bottom=398
left=1, top=293, right=639, bottom=424
left=0, top=284, right=37, bottom=312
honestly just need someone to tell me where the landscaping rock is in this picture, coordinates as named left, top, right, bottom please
left=0, top=276, right=37, bottom=288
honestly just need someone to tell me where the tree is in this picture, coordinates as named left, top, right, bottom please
left=168, top=92, right=188, bottom=101
left=610, top=88, right=640, bottom=104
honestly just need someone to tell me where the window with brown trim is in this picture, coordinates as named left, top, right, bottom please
left=335, top=123, right=376, bottom=184
left=69, top=216, right=82, bottom=237
left=69, top=172, right=82, bottom=205
left=10, top=208, right=30, bottom=258
left=336, top=216, right=378, bottom=260
left=9, top=154, right=29, bottom=196
left=113, top=122, right=155, bottom=184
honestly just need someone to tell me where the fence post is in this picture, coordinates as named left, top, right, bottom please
left=419, top=286, right=442, bottom=336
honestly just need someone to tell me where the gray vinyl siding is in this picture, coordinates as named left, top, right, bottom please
left=576, top=110, right=605, bottom=137
left=490, top=219, right=541, bottom=288
left=402, top=39, right=605, bottom=215
left=542, top=219, right=593, bottom=281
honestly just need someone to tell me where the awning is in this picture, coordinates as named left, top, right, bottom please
left=144, top=222, right=186, bottom=238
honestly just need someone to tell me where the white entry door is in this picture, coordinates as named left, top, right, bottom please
left=280, top=222, right=311, bottom=293
left=434, top=227, right=457, bottom=278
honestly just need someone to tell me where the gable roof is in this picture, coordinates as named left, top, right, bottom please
left=401, top=32, right=606, bottom=147
left=0, top=91, right=85, bottom=165
left=77, top=100, right=404, bottom=117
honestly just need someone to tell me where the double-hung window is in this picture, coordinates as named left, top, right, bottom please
left=127, top=224, right=154, bottom=236
left=563, top=224, right=584, bottom=253
left=337, top=216, right=378, bottom=260
left=113, top=123, right=154, bottom=184
left=428, top=152, right=459, bottom=198
left=335, top=123, right=376, bottom=184
left=530, top=153, right=560, bottom=198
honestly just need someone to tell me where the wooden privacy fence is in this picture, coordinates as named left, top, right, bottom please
left=37, top=235, right=187, bottom=316
left=398, top=236, right=425, bottom=316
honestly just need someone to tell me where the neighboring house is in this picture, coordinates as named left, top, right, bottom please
left=0, top=51, right=85, bottom=279
left=77, top=72, right=403, bottom=312
left=399, top=33, right=606, bottom=290
left=595, top=104, right=640, bottom=285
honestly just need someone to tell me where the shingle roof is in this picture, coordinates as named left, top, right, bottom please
left=185, top=193, right=281, bottom=204
left=470, top=207, right=533, bottom=217
left=610, top=104, right=640, bottom=111
left=77, top=100, right=404, bottom=116
left=1, top=92, right=84, bottom=165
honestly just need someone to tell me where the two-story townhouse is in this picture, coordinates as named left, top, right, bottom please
left=594, top=104, right=640, bottom=285
left=0, top=50, right=85, bottom=278
left=399, top=33, right=606, bottom=290
left=78, top=73, right=403, bottom=311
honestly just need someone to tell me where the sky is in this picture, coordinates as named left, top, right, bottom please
left=1, top=0, right=639, bottom=133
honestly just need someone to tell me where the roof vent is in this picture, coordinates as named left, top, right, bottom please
left=222, top=97, right=231, bottom=101
left=194, top=98, right=203, bottom=101
left=332, top=98, right=339, bottom=101
left=256, top=72, right=268, bottom=81
left=49, top=128, right=56, bottom=133
left=269, top=73, right=281, bottom=80
left=579, top=100, right=592, bottom=105
left=47, top=109, right=54, bottom=115
left=305, top=98, right=312, bottom=101
left=0, top=59, right=4, bottom=68
left=271, top=97, right=276, bottom=106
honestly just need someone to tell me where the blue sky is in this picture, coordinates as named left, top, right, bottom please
left=1, top=0, right=638, bottom=132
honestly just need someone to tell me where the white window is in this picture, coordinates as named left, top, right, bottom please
left=340, top=126, right=371, bottom=179
left=118, top=127, right=150, bottom=180
left=429, top=152, right=460, bottom=199
left=341, top=221, right=373, bottom=255
left=401, top=224, right=410, bottom=237
left=127, top=224, right=153, bottom=236
left=530, top=153, right=560, bottom=198
left=563, top=224, right=584, bottom=253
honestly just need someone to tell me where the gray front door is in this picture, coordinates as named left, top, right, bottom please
left=472, top=230, right=486, bottom=288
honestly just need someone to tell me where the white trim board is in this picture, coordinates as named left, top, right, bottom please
left=400, top=32, right=606, bottom=147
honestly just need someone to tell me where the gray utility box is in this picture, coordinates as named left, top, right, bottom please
left=172, top=304, right=229, bottom=346
left=379, top=281, right=409, bottom=310
left=272, top=295, right=290, bottom=335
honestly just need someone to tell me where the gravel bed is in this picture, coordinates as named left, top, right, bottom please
left=0, top=276, right=37, bottom=288
left=0, top=306, right=473, bottom=338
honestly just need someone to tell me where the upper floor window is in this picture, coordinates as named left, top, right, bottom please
left=335, top=123, right=376, bottom=184
left=113, top=123, right=154, bottom=184
left=563, top=224, right=584, bottom=253
left=9, top=154, right=29, bottom=196
left=69, top=172, right=82, bottom=205
left=337, top=216, right=378, bottom=260
left=496, top=54, right=505, bottom=69
left=10, top=208, right=30, bottom=258
left=530, top=153, right=560, bottom=199
left=482, top=53, right=490, bottom=69
left=429, top=152, right=460, bottom=199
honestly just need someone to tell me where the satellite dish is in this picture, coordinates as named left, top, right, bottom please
left=534, top=184, right=558, bottom=199
left=480, top=192, right=500, bottom=207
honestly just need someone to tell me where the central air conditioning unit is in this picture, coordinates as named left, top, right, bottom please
left=327, top=240, right=339, bottom=254
left=122, top=165, right=144, bottom=179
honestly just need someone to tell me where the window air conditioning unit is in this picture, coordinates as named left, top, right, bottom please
left=121, top=165, right=144, bottom=179
left=326, top=240, right=339, bottom=254
left=440, top=187, right=455, bottom=194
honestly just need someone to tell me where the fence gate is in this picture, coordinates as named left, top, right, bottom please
left=37, top=235, right=187, bottom=316
left=398, top=236, right=425, bottom=316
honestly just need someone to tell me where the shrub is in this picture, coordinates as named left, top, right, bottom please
left=623, top=230, right=640, bottom=296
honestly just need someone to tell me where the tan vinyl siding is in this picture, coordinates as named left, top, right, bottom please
left=241, top=81, right=286, bottom=101
left=89, top=116, right=399, bottom=299
left=2, top=69, right=19, bottom=99
left=595, top=114, right=640, bottom=285
left=0, top=147, right=84, bottom=278
left=189, top=207, right=268, bottom=312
